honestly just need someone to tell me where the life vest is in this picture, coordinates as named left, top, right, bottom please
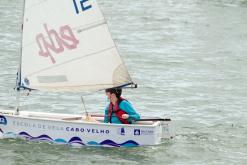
left=108, top=97, right=130, bottom=124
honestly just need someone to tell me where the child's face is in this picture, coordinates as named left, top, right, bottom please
left=106, top=92, right=115, bottom=102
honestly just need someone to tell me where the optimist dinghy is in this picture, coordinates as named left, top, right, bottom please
left=0, top=0, right=173, bottom=147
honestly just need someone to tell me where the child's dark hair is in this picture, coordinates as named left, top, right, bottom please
left=105, top=87, right=122, bottom=98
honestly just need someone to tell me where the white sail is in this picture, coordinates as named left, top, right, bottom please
left=20, top=0, right=133, bottom=91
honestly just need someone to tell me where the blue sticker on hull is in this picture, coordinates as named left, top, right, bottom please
left=0, top=115, right=7, bottom=125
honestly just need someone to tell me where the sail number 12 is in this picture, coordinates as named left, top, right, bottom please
left=73, top=0, right=92, bottom=14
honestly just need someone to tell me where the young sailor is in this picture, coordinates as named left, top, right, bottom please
left=104, top=88, right=140, bottom=124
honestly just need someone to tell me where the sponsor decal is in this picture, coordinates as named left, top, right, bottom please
left=117, top=127, right=125, bottom=135
left=12, top=120, right=109, bottom=134
left=134, top=129, right=154, bottom=136
left=134, top=129, right=140, bottom=136
left=0, top=115, right=7, bottom=125
left=140, top=130, right=154, bottom=135
left=36, top=23, right=79, bottom=64
left=65, top=127, right=109, bottom=134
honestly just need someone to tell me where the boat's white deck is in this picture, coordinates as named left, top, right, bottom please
left=0, top=109, right=155, bottom=126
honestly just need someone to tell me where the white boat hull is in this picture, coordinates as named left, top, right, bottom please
left=0, top=110, right=173, bottom=147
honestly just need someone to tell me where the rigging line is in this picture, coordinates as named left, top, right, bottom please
left=80, top=96, right=88, bottom=116
left=25, top=46, right=115, bottom=77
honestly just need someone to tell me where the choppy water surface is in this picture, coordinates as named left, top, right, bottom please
left=1, top=0, right=247, bottom=164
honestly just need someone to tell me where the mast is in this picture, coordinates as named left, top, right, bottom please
left=15, top=0, right=26, bottom=115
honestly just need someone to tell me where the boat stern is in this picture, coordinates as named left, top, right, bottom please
left=155, top=118, right=174, bottom=144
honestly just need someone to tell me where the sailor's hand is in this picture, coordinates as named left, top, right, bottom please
left=122, top=114, right=129, bottom=119
left=85, top=115, right=99, bottom=123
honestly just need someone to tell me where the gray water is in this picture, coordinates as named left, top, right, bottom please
left=0, top=0, right=247, bottom=164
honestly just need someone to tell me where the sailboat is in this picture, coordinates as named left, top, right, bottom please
left=0, top=0, right=173, bottom=147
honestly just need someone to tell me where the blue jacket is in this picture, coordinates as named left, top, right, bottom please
left=104, top=100, right=140, bottom=124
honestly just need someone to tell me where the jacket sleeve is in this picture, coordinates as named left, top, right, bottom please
left=120, top=100, right=140, bottom=121
left=104, top=104, right=109, bottom=123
